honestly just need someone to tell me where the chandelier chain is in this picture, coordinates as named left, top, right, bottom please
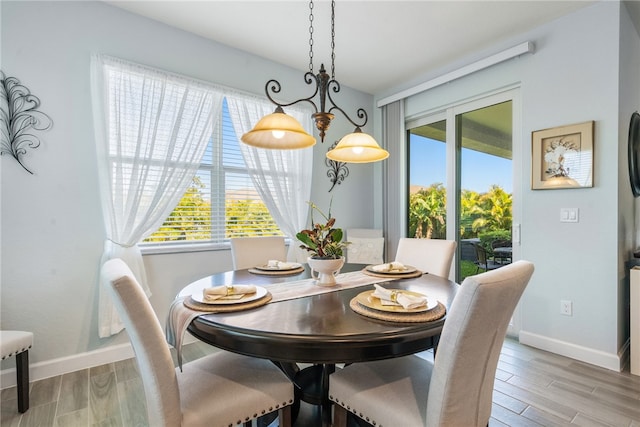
left=331, top=0, right=336, bottom=79
left=308, top=0, right=314, bottom=73
left=258, top=0, right=372, bottom=144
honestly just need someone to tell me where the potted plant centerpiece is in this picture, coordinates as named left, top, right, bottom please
left=297, top=201, right=349, bottom=286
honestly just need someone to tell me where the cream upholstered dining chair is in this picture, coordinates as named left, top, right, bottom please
left=230, top=236, right=287, bottom=270
left=345, top=228, right=384, bottom=265
left=329, top=260, right=534, bottom=427
left=102, top=258, right=294, bottom=427
left=0, top=330, right=33, bottom=413
left=394, top=237, right=457, bottom=278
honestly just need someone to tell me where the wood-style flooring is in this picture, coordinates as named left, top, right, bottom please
left=1, top=338, right=639, bottom=427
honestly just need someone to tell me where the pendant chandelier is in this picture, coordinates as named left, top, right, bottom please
left=241, top=0, right=389, bottom=163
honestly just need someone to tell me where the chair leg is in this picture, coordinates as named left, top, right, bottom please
left=16, top=350, right=29, bottom=413
left=278, top=405, right=292, bottom=427
left=333, top=404, right=348, bottom=427
left=433, top=333, right=440, bottom=357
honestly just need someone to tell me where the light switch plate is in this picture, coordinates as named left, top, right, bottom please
left=560, top=208, right=579, bottom=223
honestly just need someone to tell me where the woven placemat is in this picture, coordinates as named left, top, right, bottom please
left=248, top=267, right=306, bottom=276
left=350, top=297, right=446, bottom=323
left=184, top=293, right=272, bottom=313
left=362, top=268, right=424, bottom=279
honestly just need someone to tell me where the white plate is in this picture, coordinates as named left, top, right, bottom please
left=254, top=262, right=302, bottom=271
left=191, top=286, right=268, bottom=305
left=366, top=264, right=418, bottom=275
left=355, top=289, right=437, bottom=313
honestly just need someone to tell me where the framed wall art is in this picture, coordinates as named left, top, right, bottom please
left=531, top=121, right=594, bottom=190
left=0, top=71, right=53, bottom=174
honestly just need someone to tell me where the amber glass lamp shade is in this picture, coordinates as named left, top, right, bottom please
left=241, top=107, right=316, bottom=149
left=326, top=128, right=389, bottom=163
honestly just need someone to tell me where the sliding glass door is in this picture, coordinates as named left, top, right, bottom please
left=408, top=118, right=447, bottom=240
left=407, top=90, right=518, bottom=283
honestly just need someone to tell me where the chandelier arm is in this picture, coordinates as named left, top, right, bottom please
left=264, top=72, right=320, bottom=113
left=325, top=79, right=368, bottom=128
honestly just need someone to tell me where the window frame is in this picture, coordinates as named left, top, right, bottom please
left=139, top=98, right=286, bottom=254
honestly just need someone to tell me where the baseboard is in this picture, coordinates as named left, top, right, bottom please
left=519, top=331, right=625, bottom=372
left=1, top=342, right=135, bottom=389
left=618, top=338, right=631, bottom=371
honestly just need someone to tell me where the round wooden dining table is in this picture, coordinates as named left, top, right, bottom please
left=177, top=263, right=459, bottom=426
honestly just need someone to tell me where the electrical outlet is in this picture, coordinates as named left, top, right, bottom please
left=560, top=300, right=572, bottom=316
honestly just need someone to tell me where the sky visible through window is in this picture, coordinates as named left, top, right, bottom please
left=410, top=135, right=512, bottom=193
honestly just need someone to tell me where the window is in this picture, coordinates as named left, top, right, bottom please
left=96, top=56, right=312, bottom=255
left=142, top=98, right=283, bottom=248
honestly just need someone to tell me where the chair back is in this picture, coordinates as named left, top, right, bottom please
left=230, top=236, right=287, bottom=269
left=474, top=243, right=489, bottom=264
left=346, top=228, right=384, bottom=264
left=394, top=238, right=457, bottom=278
left=426, top=260, right=534, bottom=427
left=102, top=258, right=181, bottom=427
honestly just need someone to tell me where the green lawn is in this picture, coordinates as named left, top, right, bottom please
left=460, top=260, right=480, bottom=281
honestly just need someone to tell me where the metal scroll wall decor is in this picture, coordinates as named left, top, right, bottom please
left=0, top=71, right=53, bottom=174
left=326, top=140, right=349, bottom=192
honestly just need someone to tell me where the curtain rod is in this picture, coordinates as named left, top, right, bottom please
left=376, top=41, right=535, bottom=108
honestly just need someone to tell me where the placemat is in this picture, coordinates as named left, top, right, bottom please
left=184, top=293, right=272, bottom=312
left=362, top=268, right=424, bottom=279
left=248, top=267, right=306, bottom=276
left=350, top=297, right=446, bottom=323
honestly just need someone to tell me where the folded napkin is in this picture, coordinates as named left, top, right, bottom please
left=371, top=284, right=427, bottom=310
left=204, top=285, right=256, bottom=302
left=267, top=260, right=297, bottom=269
left=371, top=261, right=408, bottom=273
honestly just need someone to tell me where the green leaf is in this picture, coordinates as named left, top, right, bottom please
left=296, top=232, right=316, bottom=249
left=331, top=228, right=343, bottom=243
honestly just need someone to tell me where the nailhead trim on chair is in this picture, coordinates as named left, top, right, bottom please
left=0, top=345, right=32, bottom=360
left=226, top=400, right=294, bottom=427
left=330, top=397, right=383, bottom=427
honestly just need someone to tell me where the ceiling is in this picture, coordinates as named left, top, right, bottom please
left=104, top=0, right=607, bottom=95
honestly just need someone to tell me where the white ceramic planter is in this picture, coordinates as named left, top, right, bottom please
left=307, top=256, right=345, bottom=287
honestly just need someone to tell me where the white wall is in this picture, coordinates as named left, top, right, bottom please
left=3, top=0, right=637, bottom=382
left=0, top=0, right=375, bottom=379
left=520, top=2, right=621, bottom=368
left=620, top=1, right=640, bottom=351
left=376, top=1, right=638, bottom=370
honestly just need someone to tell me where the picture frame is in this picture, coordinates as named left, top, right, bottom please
left=531, top=121, right=594, bottom=190
left=628, top=112, right=640, bottom=197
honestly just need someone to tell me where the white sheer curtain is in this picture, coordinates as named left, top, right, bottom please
left=91, top=55, right=223, bottom=337
left=382, top=100, right=405, bottom=261
left=226, top=93, right=314, bottom=262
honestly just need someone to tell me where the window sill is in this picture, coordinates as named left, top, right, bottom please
left=140, top=238, right=292, bottom=256
left=140, top=241, right=229, bottom=256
